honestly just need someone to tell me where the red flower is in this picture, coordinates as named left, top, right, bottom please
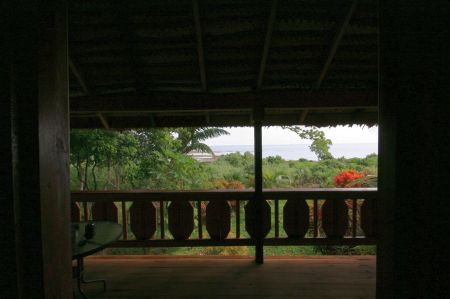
left=333, top=170, right=366, bottom=188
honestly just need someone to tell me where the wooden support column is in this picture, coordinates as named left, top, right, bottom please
left=253, top=108, right=264, bottom=264
left=378, top=1, right=449, bottom=298
left=0, top=5, right=17, bottom=296
left=1, top=1, right=72, bottom=298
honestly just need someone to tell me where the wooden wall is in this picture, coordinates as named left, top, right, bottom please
left=1, top=1, right=72, bottom=298
left=378, top=1, right=450, bottom=298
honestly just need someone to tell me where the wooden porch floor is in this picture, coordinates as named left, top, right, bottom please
left=78, top=256, right=376, bottom=299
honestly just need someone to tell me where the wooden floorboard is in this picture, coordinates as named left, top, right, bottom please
left=76, top=256, right=376, bottom=299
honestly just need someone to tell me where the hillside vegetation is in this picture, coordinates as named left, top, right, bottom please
left=70, top=128, right=377, bottom=256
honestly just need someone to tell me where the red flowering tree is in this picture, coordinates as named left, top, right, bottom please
left=333, top=170, right=366, bottom=188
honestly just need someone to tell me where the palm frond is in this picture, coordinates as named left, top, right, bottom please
left=188, top=143, right=215, bottom=154
left=193, top=128, right=230, bottom=141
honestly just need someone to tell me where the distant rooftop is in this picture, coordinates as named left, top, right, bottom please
left=187, top=151, right=217, bottom=162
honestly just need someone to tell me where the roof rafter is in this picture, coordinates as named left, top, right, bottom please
left=69, top=56, right=110, bottom=129
left=301, top=0, right=358, bottom=124
left=68, top=56, right=89, bottom=95
left=97, top=113, right=110, bottom=129
left=192, top=0, right=207, bottom=92
left=256, top=0, right=278, bottom=89
left=316, top=0, right=358, bottom=89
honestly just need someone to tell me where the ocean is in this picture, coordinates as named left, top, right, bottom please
left=210, top=143, right=378, bottom=161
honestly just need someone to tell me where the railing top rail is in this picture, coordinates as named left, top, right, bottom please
left=71, top=188, right=377, bottom=202
left=264, top=188, right=377, bottom=199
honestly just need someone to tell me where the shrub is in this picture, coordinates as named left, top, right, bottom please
left=333, top=169, right=366, bottom=187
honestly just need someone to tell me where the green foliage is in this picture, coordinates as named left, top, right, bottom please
left=70, top=128, right=222, bottom=191
left=265, top=155, right=284, bottom=164
left=204, top=151, right=377, bottom=189
left=70, top=130, right=139, bottom=190
left=204, top=151, right=255, bottom=187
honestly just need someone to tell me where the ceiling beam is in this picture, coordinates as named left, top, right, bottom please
left=70, top=111, right=378, bottom=129
left=316, top=0, right=358, bottom=89
left=192, top=0, right=207, bottom=92
left=70, top=90, right=377, bottom=113
left=256, top=0, right=278, bottom=89
left=68, top=56, right=90, bottom=95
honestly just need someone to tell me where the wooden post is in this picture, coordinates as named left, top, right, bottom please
left=1, top=1, right=72, bottom=298
left=253, top=108, right=264, bottom=264
left=378, top=1, right=449, bottom=298
left=0, top=7, right=17, bottom=295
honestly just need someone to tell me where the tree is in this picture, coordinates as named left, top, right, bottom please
left=70, top=128, right=228, bottom=191
left=108, top=131, right=139, bottom=190
left=175, top=127, right=229, bottom=154
left=70, top=129, right=139, bottom=190
left=284, top=126, right=333, bottom=160
left=132, top=129, right=179, bottom=181
left=70, top=130, right=94, bottom=190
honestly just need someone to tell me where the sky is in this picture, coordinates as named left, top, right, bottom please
left=205, top=125, right=378, bottom=146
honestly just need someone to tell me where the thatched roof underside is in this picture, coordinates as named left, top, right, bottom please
left=69, top=0, right=378, bottom=128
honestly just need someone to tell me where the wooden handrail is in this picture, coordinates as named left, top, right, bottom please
left=71, top=189, right=254, bottom=202
left=71, top=188, right=377, bottom=202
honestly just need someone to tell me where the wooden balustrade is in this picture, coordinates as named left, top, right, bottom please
left=71, top=189, right=377, bottom=248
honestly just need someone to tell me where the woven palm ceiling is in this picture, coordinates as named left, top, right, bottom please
left=69, top=0, right=378, bottom=128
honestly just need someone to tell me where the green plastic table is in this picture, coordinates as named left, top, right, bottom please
left=72, top=221, right=122, bottom=299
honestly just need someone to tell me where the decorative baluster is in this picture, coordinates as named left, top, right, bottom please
left=274, top=199, right=279, bottom=238
left=130, top=201, right=156, bottom=240
left=322, top=199, right=348, bottom=238
left=91, top=202, right=118, bottom=222
left=244, top=200, right=271, bottom=239
left=83, top=202, right=89, bottom=221
left=283, top=198, right=310, bottom=238
left=159, top=200, right=165, bottom=239
left=235, top=200, right=240, bottom=239
left=206, top=200, right=231, bottom=240
left=121, top=201, right=128, bottom=240
left=71, top=202, right=81, bottom=222
left=313, top=199, right=318, bottom=237
left=361, top=198, right=376, bottom=237
left=197, top=200, right=203, bottom=239
left=352, top=199, right=357, bottom=238
left=168, top=200, right=194, bottom=240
